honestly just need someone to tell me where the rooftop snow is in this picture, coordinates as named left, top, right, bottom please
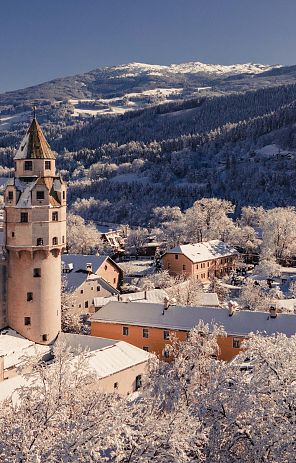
left=62, top=254, right=120, bottom=292
left=0, top=329, right=50, bottom=369
left=59, top=333, right=149, bottom=379
left=91, top=301, right=296, bottom=337
left=166, top=240, right=237, bottom=263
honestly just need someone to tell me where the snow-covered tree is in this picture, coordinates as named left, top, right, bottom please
left=255, top=257, right=282, bottom=278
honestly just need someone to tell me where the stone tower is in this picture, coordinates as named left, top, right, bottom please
left=4, top=116, right=66, bottom=344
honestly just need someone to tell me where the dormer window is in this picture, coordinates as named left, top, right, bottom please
left=45, top=161, right=51, bottom=170
left=8, top=191, right=13, bottom=201
left=36, top=191, right=44, bottom=200
left=24, top=161, right=32, bottom=171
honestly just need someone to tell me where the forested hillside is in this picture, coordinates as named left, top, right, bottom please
left=1, top=62, right=296, bottom=225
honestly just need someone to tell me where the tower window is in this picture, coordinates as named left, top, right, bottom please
left=123, top=326, right=129, bottom=336
left=36, top=191, right=44, bottom=200
left=8, top=191, right=13, bottom=201
left=27, top=292, right=33, bottom=302
left=52, top=212, right=58, bottom=221
left=24, top=317, right=31, bottom=326
left=24, top=161, right=33, bottom=171
left=62, top=191, right=65, bottom=200
left=85, top=301, right=89, bottom=309
left=143, top=328, right=149, bottom=338
left=33, top=268, right=41, bottom=278
left=20, top=212, right=28, bottom=223
left=97, top=286, right=100, bottom=291
left=52, top=237, right=58, bottom=245
left=62, top=236, right=65, bottom=243
left=45, top=161, right=51, bottom=170
left=11, top=232, right=15, bottom=238
left=37, top=238, right=43, bottom=246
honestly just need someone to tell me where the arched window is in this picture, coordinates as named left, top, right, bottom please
left=52, top=237, right=58, bottom=245
left=37, top=238, right=43, bottom=246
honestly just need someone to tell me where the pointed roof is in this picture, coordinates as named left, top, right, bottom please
left=14, top=118, right=56, bottom=160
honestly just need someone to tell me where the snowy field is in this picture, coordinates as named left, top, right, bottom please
left=69, top=87, right=184, bottom=117
left=0, top=112, right=30, bottom=131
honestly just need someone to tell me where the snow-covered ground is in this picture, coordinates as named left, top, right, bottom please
left=0, top=112, right=30, bottom=131
left=69, top=87, right=184, bottom=117
left=255, top=144, right=295, bottom=158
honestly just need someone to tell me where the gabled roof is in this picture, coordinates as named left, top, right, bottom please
left=62, top=254, right=121, bottom=292
left=91, top=301, right=296, bottom=337
left=164, top=240, right=237, bottom=263
left=14, top=118, right=56, bottom=160
left=59, top=333, right=150, bottom=378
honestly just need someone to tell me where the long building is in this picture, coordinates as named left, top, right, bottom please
left=91, top=301, right=296, bottom=361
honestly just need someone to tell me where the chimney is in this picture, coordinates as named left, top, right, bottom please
left=228, top=300, right=236, bottom=317
left=164, top=296, right=170, bottom=310
left=86, top=263, right=93, bottom=274
left=269, top=305, right=277, bottom=318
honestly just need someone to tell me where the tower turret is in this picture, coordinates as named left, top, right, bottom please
left=4, top=116, right=66, bottom=344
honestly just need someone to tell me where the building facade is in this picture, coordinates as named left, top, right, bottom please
left=62, top=254, right=122, bottom=313
left=162, top=240, right=237, bottom=281
left=4, top=117, right=67, bottom=344
left=91, top=301, right=296, bottom=361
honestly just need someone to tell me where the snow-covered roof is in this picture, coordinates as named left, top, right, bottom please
left=14, top=178, right=36, bottom=208
left=165, top=240, right=238, bottom=263
left=14, top=118, right=56, bottom=160
left=0, top=329, right=50, bottom=369
left=200, top=292, right=220, bottom=306
left=276, top=299, right=296, bottom=313
left=62, top=254, right=121, bottom=292
left=0, top=375, right=31, bottom=403
left=91, top=301, right=296, bottom=338
left=59, top=333, right=150, bottom=379
left=94, top=288, right=169, bottom=308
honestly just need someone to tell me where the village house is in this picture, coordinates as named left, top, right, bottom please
left=161, top=239, right=238, bottom=281
left=62, top=254, right=123, bottom=313
left=0, top=331, right=150, bottom=400
left=90, top=301, right=296, bottom=361
left=60, top=333, right=149, bottom=395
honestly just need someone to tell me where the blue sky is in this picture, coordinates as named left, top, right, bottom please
left=1, top=0, right=296, bottom=92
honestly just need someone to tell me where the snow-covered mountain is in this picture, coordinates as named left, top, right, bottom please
left=2, top=59, right=296, bottom=126
left=111, top=61, right=282, bottom=77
